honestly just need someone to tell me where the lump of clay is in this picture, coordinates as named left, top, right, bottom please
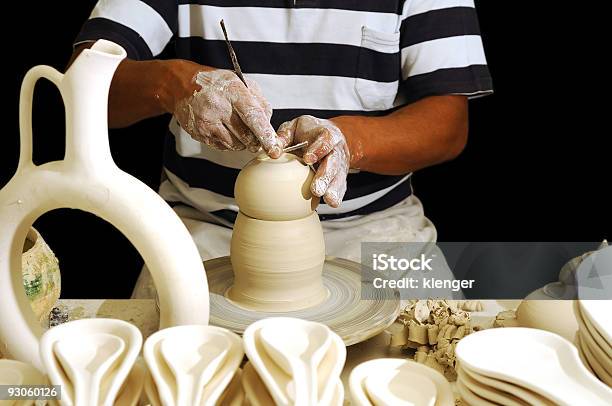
left=388, top=299, right=482, bottom=381
left=493, top=310, right=520, bottom=328
left=234, top=153, right=319, bottom=221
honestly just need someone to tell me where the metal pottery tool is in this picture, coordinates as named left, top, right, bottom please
left=220, top=19, right=248, bottom=88
left=258, top=141, right=309, bottom=162
left=219, top=20, right=309, bottom=159
left=283, top=141, right=308, bottom=153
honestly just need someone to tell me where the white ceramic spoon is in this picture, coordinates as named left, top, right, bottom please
left=45, top=349, right=76, bottom=404
left=574, top=301, right=612, bottom=358
left=143, top=325, right=243, bottom=406
left=455, top=327, right=612, bottom=406
left=247, top=328, right=293, bottom=405
left=143, top=367, right=162, bottom=406
left=456, top=379, right=496, bottom=406
left=580, top=329, right=612, bottom=373
left=365, top=368, right=436, bottom=406
left=160, top=332, right=229, bottom=405
left=54, top=333, right=125, bottom=406
left=579, top=333, right=612, bottom=386
left=329, top=379, right=344, bottom=406
left=349, top=359, right=454, bottom=406
left=575, top=334, right=596, bottom=374
left=1, top=359, right=48, bottom=406
left=458, top=364, right=555, bottom=406
left=579, top=300, right=612, bottom=346
left=216, top=368, right=244, bottom=406
left=241, top=362, right=275, bottom=406
left=458, top=366, right=528, bottom=406
left=316, top=333, right=346, bottom=406
left=114, top=359, right=146, bottom=406
left=40, top=318, right=143, bottom=406
left=259, top=318, right=331, bottom=405
left=0, top=365, right=23, bottom=386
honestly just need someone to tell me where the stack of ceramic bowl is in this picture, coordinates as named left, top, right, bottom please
left=574, top=301, right=612, bottom=386
left=456, top=327, right=612, bottom=405
left=349, top=358, right=454, bottom=406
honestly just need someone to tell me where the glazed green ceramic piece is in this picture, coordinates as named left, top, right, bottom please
left=21, top=227, right=61, bottom=322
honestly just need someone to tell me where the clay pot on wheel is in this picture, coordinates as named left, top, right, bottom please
left=230, top=152, right=326, bottom=312
left=229, top=212, right=327, bottom=311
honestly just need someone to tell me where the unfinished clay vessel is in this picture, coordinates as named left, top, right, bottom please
left=230, top=152, right=326, bottom=312
left=234, top=153, right=318, bottom=220
left=229, top=212, right=326, bottom=311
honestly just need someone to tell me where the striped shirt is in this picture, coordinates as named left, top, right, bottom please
left=75, top=0, right=492, bottom=222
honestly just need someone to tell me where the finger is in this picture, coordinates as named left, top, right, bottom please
left=250, top=85, right=273, bottom=119
left=201, top=134, right=229, bottom=150
left=224, top=124, right=248, bottom=150
left=208, top=122, right=245, bottom=150
left=175, top=98, right=197, bottom=135
left=277, top=119, right=297, bottom=149
left=311, top=150, right=340, bottom=197
left=245, top=79, right=272, bottom=115
left=225, top=113, right=257, bottom=148
left=185, top=116, right=213, bottom=144
left=323, top=170, right=348, bottom=208
left=232, top=96, right=282, bottom=158
left=303, top=127, right=336, bottom=164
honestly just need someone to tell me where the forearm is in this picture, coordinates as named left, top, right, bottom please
left=332, top=95, right=468, bottom=175
left=69, top=44, right=207, bottom=128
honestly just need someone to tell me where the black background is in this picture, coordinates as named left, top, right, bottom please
left=2, top=2, right=608, bottom=298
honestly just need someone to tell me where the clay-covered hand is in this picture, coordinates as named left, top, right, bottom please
left=277, top=115, right=350, bottom=207
left=174, top=69, right=282, bottom=157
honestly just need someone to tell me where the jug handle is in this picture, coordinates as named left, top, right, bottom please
left=18, top=66, right=64, bottom=171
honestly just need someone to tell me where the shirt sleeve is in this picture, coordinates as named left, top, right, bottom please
left=74, top=0, right=177, bottom=60
left=399, top=0, right=493, bottom=103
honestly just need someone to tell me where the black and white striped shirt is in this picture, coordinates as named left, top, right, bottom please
left=75, top=0, right=492, bottom=222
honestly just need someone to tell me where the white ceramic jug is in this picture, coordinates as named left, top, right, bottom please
left=0, top=40, right=209, bottom=371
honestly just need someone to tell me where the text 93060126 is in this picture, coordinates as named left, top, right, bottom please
left=0, top=385, right=61, bottom=400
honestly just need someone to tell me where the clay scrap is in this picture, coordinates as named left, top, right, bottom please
left=493, top=309, right=520, bottom=328
left=388, top=299, right=483, bottom=380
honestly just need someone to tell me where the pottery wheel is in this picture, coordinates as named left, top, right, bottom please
left=205, top=256, right=400, bottom=346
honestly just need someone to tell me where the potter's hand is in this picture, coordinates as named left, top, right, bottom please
left=277, top=115, right=350, bottom=207
left=174, top=69, right=282, bottom=158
